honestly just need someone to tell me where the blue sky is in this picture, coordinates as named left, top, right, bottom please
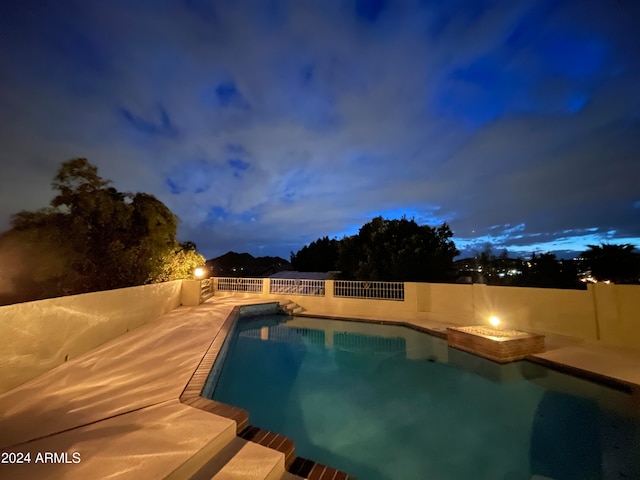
left=1, top=0, right=639, bottom=260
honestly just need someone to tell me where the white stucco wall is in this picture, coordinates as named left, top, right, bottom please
left=0, top=281, right=182, bottom=394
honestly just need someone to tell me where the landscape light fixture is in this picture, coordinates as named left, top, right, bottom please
left=194, top=267, right=205, bottom=278
left=488, top=315, right=501, bottom=327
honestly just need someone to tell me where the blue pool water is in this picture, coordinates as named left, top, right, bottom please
left=207, top=315, right=640, bottom=480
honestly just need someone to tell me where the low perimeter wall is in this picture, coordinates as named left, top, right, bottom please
left=2, top=278, right=638, bottom=394
left=0, top=280, right=183, bottom=395
left=214, top=278, right=640, bottom=351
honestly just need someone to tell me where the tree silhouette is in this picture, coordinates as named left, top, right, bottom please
left=581, top=243, right=640, bottom=284
left=521, top=253, right=582, bottom=289
left=335, top=216, right=459, bottom=281
left=290, top=236, right=340, bottom=272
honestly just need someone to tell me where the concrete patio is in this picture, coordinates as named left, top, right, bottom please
left=0, top=296, right=300, bottom=480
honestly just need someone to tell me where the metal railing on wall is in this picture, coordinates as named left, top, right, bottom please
left=216, top=277, right=263, bottom=293
left=270, top=279, right=325, bottom=296
left=334, top=280, right=404, bottom=301
left=200, top=278, right=214, bottom=301
left=201, top=278, right=212, bottom=294
left=212, top=277, right=405, bottom=301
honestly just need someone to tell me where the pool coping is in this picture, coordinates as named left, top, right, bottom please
left=524, top=355, right=636, bottom=394
left=293, top=311, right=450, bottom=339
left=179, top=303, right=354, bottom=480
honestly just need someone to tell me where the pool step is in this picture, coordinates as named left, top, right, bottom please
left=176, top=436, right=286, bottom=480
left=279, top=300, right=305, bottom=315
left=212, top=438, right=285, bottom=480
left=192, top=440, right=347, bottom=480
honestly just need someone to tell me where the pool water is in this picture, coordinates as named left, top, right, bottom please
left=207, top=315, right=640, bottom=480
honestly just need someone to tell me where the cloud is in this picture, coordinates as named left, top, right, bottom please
left=120, top=105, right=179, bottom=137
left=211, top=82, right=251, bottom=110
left=1, top=0, right=639, bottom=261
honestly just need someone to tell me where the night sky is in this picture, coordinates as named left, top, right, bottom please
left=1, top=0, right=639, bottom=260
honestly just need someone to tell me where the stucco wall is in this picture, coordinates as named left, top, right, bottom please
left=415, top=282, right=475, bottom=324
left=0, top=280, right=182, bottom=394
left=471, top=284, right=598, bottom=340
left=592, top=283, right=640, bottom=350
left=215, top=278, right=639, bottom=350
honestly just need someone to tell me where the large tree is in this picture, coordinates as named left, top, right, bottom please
left=0, top=158, right=203, bottom=304
left=335, top=216, right=459, bottom=282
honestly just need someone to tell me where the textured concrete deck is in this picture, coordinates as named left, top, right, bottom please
left=1, top=294, right=639, bottom=479
left=0, top=296, right=278, bottom=480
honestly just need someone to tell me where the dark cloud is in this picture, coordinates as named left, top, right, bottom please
left=120, top=106, right=179, bottom=138
left=213, top=82, right=251, bottom=110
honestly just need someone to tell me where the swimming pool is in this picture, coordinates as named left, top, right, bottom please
left=205, top=314, right=640, bottom=480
